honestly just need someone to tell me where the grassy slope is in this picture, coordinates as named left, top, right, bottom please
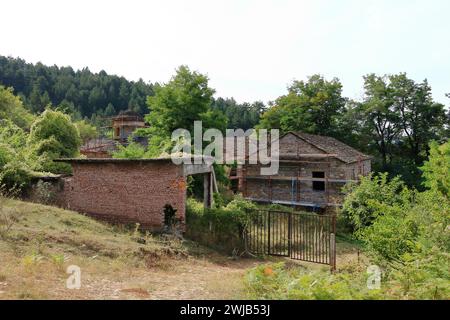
left=0, top=198, right=256, bottom=300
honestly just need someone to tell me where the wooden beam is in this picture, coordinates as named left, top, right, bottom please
left=244, top=176, right=357, bottom=183
left=245, top=197, right=342, bottom=208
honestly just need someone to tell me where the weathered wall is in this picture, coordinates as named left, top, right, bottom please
left=242, top=158, right=369, bottom=207
left=59, top=162, right=186, bottom=231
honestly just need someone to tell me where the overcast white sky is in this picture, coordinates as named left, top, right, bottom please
left=1, top=0, right=449, bottom=104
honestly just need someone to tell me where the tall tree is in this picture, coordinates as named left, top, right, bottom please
left=258, top=75, right=346, bottom=137
left=0, top=55, right=154, bottom=119
left=145, top=65, right=225, bottom=135
left=359, top=74, right=399, bottom=169
left=389, top=74, right=447, bottom=165
left=0, top=86, right=34, bottom=129
left=211, top=97, right=264, bottom=130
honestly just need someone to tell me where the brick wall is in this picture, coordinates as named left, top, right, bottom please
left=60, top=161, right=186, bottom=231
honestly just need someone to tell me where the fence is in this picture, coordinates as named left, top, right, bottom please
left=245, top=210, right=336, bottom=270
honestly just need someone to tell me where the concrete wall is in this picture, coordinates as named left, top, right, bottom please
left=58, top=161, right=186, bottom=231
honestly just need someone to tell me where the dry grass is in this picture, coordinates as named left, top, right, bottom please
left=0, top=197, right=361, bottom=300
left=0, top=197, right=259, bottom=300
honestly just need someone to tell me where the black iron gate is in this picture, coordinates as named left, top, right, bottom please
left=245, top=210, right=336, bottom=270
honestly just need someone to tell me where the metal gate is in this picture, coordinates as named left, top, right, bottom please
left=245, top=210, right=336, bottom=270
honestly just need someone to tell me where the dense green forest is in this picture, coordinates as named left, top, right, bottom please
left=0, top=56, right=449, bottom=189
left=0, top=56, right=265, bottom=130
left=0, top=55, right=154, bottom=119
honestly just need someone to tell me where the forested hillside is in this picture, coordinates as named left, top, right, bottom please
left=0, top=55, right=154, bottom=119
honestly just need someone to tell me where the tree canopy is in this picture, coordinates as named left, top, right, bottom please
left=258, top=75, right=346, bottom=138
left=145, top=65, right=226, bottom=135
left=0, top=55, right=154, bottom=118
left=28, top=109, right=81, bottom=173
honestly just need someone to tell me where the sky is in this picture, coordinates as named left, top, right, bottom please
left=1, top=0, right=449, bottom=105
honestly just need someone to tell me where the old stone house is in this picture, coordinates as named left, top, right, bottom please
left=80, top=110, right=147, bottom=158
left=232, top=132, right=371, bottom=210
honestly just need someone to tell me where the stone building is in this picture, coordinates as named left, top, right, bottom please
left=111, top=110, right=146, bottom=143
left=80, top=110, right=147, bottom=158
left=232, top=132, right=371, bottom=210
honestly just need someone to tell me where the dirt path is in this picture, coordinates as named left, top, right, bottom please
left=62, top=255, right=262, bottom=300
left=47, top=241, right=361, bottom=300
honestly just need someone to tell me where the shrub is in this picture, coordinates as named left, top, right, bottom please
left=0, top=161, right=33, bottom=192
left=185, top=196, right=258, bottom=254
left=421, top=140, right=450, bottom=199
left=244, top=262, right=383, bottom=300
left=341, top=173, right=412, bottom=232
left=27, top=109, right=81, bottom=173
left=112, top=142, right=146, bottom=159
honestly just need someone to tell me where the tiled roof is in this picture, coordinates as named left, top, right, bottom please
left=289, top=132, right=371, bottom=163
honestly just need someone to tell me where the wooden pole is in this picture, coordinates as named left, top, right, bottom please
left=203, top=173, right=212, bottom=208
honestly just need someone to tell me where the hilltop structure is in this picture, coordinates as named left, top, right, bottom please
left=80, top=110, right=147, bottom=158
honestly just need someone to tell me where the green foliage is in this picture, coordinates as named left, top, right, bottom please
left=185, top=196, right=258, bottom=254
left=74, top=120, right=98, bottom=143
left=258, top=75, right=346, bottom=138
left=421, top=140, right=450, bottom=199
left=0, top=161, right=33, bottom=192
left=0, top=120, right=34, bottom=191
left=28, top=109, right=81, bottom=173
left=357, top=73, right=447, bottom=181
left=0, top=86, right=34, bottom=129
left=211, top=98, right=264, bottom=130
left=337, top=145, right=450, bottom=299
left=0, top=56, right=154, bottom=117
left=112, top=142, right=146, bottom=159
left=245, top=262, right=382, bottom=300
left=342, top=173, right=412, bottom=231
left=145, top=65, right=217, bottom=135
left=359, top=208, right=419, bottom=262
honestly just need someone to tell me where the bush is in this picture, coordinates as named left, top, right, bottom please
left=421, top=140, right=450, bottom=199
left=0, top=161, right=33, bottom=192
left=185, top=196, right=258, bottom=254
left=244, top=262, right=383, bottom=300
left=341, top=173, right=412, bottom=232
left=27, top=109, right=81, bottom=173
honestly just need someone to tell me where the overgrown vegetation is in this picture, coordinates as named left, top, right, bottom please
left=245, top=262, right=382, bottom=300
left=186, top=196, right=258, bottom=254
left=244, top=141, right=450, bottom=300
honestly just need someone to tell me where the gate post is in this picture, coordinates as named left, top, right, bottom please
left=330, top=233, right=336, bottom=271
left=330, top=215, right=337, bottom=271
left=288, top=211, right=292, bottom=257
left=267, top=211, right=271, bottom=255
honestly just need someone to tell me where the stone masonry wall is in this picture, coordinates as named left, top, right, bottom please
left=60, top=161, right=186, bottom=231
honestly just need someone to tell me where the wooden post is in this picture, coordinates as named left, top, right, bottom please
left=330, top=232, right=336, bottom=272
left=203, top=172, right=212, bottom=209
left=330, top=214, right=337, bottom=272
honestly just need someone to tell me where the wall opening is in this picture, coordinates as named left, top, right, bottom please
left=312, top=171, right=325, bottom=191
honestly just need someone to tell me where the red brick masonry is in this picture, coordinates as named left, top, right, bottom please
left=58, top=160, right=187, bottom=231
